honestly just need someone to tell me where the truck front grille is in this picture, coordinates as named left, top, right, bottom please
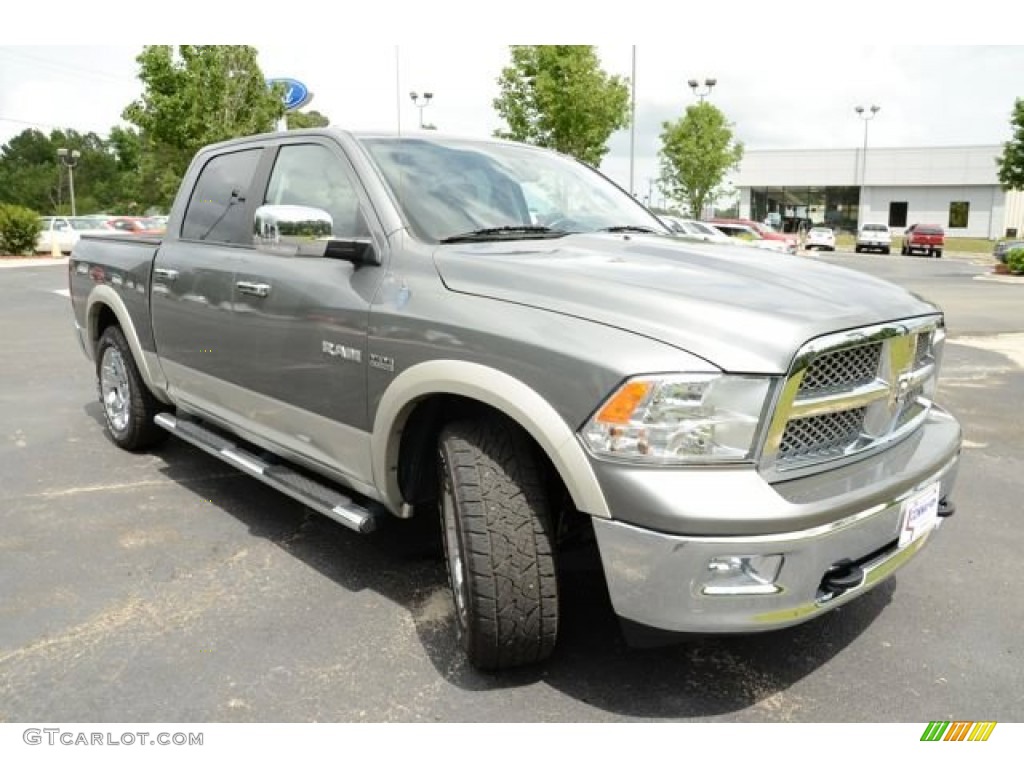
left=762, top=317, right=944, bottom=477
left=779, top=407, right=866, bottom=461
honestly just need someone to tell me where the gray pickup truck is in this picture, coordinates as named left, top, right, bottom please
left=69, top=129, right=962, bottom=670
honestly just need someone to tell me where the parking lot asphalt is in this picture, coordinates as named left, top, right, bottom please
left=1, top=255, right=1023, bottom=722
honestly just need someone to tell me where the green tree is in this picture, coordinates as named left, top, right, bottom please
left=997, top=97, right=1024, bottom=190
left=123, top=45, right=285, bottom=208
left=0, top=128, right=129, bottom=215
left=493, top=45, right=629, bottom=166
left=658, top=102, right=744, bottom=219
left=0, top=203, right=42, bottom=255
left=286, top=109, right=330, bottom=129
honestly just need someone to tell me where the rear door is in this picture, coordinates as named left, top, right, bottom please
left=150, top=145, right=267, bottom=414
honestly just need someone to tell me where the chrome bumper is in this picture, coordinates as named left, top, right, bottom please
left=592, top=410, right=961, bottom=634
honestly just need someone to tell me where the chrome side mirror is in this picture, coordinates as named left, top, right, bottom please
left=254, top=204, right=334, bottom=256
left=253, top=204, right=376, bottom=265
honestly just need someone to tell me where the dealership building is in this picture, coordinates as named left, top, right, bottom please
left=733, top=145, right=1024, bottom=239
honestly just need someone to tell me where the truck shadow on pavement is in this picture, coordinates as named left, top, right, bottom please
left=105, top=411, right=893, bottom=720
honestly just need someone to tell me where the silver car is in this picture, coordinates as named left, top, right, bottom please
left=856, top=223, right=892, bottom=254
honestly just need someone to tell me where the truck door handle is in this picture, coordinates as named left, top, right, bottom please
left=236, top=281, right=271, bottom=298
left=153, top=268, right=179, bottom=281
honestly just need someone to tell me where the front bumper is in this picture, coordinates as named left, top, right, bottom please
left=591, top=407, right=961, bottom=634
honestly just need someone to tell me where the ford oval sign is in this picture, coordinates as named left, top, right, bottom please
left=267, top=78, right=312, bottom=112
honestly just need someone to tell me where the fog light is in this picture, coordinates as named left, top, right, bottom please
left=702, top=555, right=784, bottom=595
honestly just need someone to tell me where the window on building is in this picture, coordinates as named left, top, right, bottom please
left=888, top=202, right=908, bottom=228
left=948, top=201, right=969, bottom=229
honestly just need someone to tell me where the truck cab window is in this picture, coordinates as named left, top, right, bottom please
left=264, top=144, right=369, bottom=239
left=181, top=148, right=263, bottom=244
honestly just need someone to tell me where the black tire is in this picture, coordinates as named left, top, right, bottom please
left=854, top=246, right=861, bottom=253
left=901, top=243, right=908, bottom=256
left=935, top=249, right=943, bottom=258
left=437, top=417, right=558, bottom=670
left=95, top=326, right=168, bottom=451
left=883, top=247, right=891, bottom=255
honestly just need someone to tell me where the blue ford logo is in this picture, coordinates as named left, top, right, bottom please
left=266, top=78, right=312, bottom=111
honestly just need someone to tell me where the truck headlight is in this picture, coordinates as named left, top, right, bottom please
left=581, top=374, right=774, bottom=464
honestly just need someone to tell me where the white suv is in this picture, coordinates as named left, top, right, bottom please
left=855, top=223, right=892, bottom=254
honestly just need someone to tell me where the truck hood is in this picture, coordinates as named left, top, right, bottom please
left=434, top=234, right=939, bottom=373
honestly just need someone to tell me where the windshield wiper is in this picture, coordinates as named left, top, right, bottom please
left=596, top=225, right=660, bottom=234
left=439, top=226, right=567, bottom=243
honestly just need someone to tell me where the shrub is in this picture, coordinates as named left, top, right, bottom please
left=1007, top=247, right=1024, bottom=275
left=0, top=204, right=42, bottom=256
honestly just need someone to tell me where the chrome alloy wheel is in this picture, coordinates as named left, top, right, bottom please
left=99, top=346, right=131, bottom=433
left=440, top=469, right=469, bottom=629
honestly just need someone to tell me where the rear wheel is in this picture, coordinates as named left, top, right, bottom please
left=96, top=326, right=167, bottom=451
left=437, top=417, right=559, bottom=670
left=883, top=247, right=891, bottom=255
left=935, top=249, right=943, bottom=258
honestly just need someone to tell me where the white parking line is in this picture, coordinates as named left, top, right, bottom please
left=52, top=289, right=71, bottom=298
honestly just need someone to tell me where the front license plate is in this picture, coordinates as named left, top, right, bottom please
left=899, top=482, right=940, bottom=548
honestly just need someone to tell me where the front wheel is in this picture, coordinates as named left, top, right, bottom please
left=95, top=326, right=167, bottom=451
left=438, top=417, right=559, bottom=670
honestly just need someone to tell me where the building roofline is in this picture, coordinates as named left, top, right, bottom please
left=744, top=144, right=1004, bottom=153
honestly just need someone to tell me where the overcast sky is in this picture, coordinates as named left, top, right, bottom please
left=2, top=38, right=1021, bottom=199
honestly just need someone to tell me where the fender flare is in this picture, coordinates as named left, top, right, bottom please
left=371, top=360, right=611, bottom=518
left=86, top=286, right=171, bottom=403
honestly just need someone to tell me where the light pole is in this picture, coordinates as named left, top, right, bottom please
left=688, top=77, right=717, bottom=103
left=57, top=148, right=81, bottom=216
left=854, top=105, right=880, bottom=229
left=409, top=91, right=434, bottom=129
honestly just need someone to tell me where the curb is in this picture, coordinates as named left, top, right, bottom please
left=0, top=257, right=69, bottom=270
left=974, top=273, right=1024, bottom=285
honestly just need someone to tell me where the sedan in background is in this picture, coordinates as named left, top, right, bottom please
left=805, top=227, right=836, bottom=252
left=662, top=216, right=735, bottom=244
left=105, top=216, right=165, bottom=235
left=35, top=216, right=111, bottom=254
left=856, top=223, right=892, bottom=254
left=711, top=221, right=795, bottom=254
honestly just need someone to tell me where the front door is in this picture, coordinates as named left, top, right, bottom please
left=227, top=140, right=385, bottom=484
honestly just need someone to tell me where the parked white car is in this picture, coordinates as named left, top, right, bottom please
left=35, top=217, right=110, bottom=254
left=805, top=227, right=836, bottom=252
left=711, top=221, right=794, bottom=254
left=855, top=223, right=892, bottom=254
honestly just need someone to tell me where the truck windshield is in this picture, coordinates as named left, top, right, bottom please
left=358, top=136, right=668, bottom=243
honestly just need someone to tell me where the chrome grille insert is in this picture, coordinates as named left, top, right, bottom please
left=761, top=317, right=944, bottom=479
left=779, top=408, right=866, bottom=461
left=800, top=343, right=881, bottom=393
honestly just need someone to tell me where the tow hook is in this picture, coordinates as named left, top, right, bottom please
left=819, top=558, right=866, bottom=601
left=938, top=497, right=956, bottom=518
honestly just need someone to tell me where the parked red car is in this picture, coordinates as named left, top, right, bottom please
left=105, top=216, right=166, bottom=235
left=709, top=217, right=798, bottom=253
left=902, top=224, right=944, bottom=258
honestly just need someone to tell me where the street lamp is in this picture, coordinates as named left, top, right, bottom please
left=854, top=105, right=881, bottom=229
left=57, top=148, right=81, bottom=216
left=409, top=91, right=434, bottom=129
left=688, top=77, right=717, bottom=103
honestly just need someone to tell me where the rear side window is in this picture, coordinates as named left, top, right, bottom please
left=181, top=148, right=262, bottom=244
